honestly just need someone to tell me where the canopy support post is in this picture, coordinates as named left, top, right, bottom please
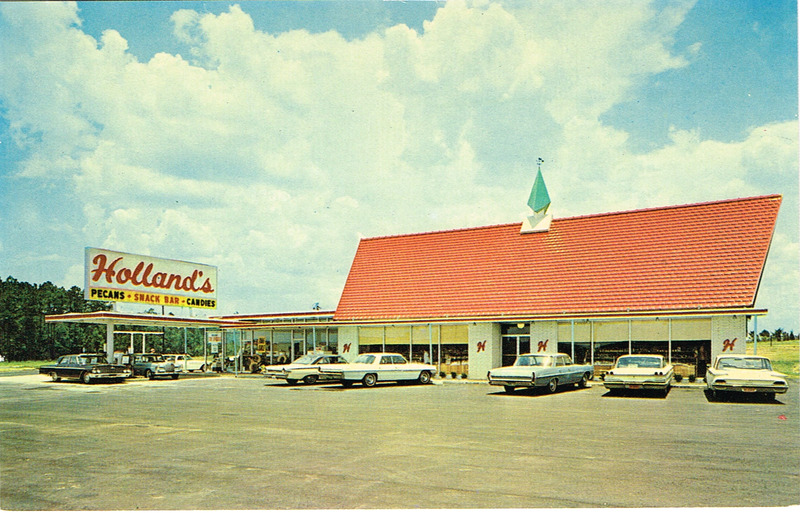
left=105, top=321, right=114, bottom=362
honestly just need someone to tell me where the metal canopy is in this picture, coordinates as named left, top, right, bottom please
left=45, top=311, right=239, bottom=329
left=45, top=312, right=239, bottom=361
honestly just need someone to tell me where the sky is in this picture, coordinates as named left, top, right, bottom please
left=0, top=0, right=797, bottom=332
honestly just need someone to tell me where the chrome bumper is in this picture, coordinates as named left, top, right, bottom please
left=710, top=383, right=788, bottom=394
left=488, top=378, right=534, bottom=387
left=263, top=371, right=289, bottom=379
left=318, top=369, right=345, bottom=380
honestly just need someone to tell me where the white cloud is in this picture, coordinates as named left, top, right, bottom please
left=0, top=1, right=796, bottom=329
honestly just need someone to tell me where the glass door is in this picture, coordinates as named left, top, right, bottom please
left=501, top=335, right=530, bottom=366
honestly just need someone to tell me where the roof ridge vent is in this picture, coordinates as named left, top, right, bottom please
left=521, top=158, right=552, bottom=234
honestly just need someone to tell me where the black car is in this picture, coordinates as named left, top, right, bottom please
left=39, top=353, right=131, bottom=384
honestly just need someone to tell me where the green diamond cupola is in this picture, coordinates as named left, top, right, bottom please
left=521, top=159, right=553, bottom=233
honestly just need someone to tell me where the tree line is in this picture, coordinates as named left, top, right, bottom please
left=754, top=329, right=797, bottom=342
left=0, top=277, right=206, bottom=361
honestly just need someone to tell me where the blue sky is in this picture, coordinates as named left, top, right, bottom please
left=0, top=0, right=797, bottom=332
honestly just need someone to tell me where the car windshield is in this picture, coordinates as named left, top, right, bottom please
left=515, top=355, right=549, bottom=367
left=77, top=355, right=107, bottom=365
left=717, top=357, right=772, bottom=371
left=353, top=354, right=376, bottom=364
left=616, top=356, right=662, bottom=369
left=292, top=355, right=319, bottom=365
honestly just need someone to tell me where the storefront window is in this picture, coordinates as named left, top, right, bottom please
left=358, top=327, right=384, bottom=352
left=271, top=331, right=292, bottom=364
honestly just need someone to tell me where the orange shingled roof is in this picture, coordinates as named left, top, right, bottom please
left=334, top=195, right=782, bottom=321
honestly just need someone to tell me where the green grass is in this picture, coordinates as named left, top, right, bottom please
left=749, top=339, right=800, bottom=379
left=0, top=360, right=52, bottom=373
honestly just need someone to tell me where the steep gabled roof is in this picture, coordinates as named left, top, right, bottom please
left=334, top=195, right=781, bottom=321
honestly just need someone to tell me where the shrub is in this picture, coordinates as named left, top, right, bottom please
left=439, top=371, right=446, bottom=378
left=451, top=371, right=457, bottom=379
left=674, top=374, right=683, bottom=382
left=461, top=373, right=468, bottom=379
left=688, top=374, right=696, bottom=383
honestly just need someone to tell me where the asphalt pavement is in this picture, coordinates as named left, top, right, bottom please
left=0, top=372, right=797, bottom=509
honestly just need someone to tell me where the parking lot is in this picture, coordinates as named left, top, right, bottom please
left=1, top=373, right=797, bottom=510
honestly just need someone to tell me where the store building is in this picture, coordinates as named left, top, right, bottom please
left=328, top=188, right=782, bottom=379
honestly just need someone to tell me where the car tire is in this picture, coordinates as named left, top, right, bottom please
left=303, top=374, right=319, bottom=385
left=341, top=380, right=354, bottom=388
left=50, top=372, right=61, bottom=382
left=547, top=378, right=558, bottom=393
left=171, top=374, right=179, bottom=380
left=286, top=379, right=298, bottom=385
left=503, top=385, right=515, bottom=394
left=81, top=372, right=91, bottom=384
left=362, top=374, right=377, bottom=387
left=417, top=371, right=432, bottom=385
left=200, top=365, right=205, bottom=373
left=578, top=374, right=588, bottom=388
left=146, top=370, right=155, bottom=380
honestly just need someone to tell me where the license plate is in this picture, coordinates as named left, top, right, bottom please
left=742, top=387, right=756, bottom=393
left=627, top=384, right=641, bottom=389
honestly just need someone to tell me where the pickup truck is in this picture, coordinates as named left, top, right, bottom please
left=487, top=353, right=593, bottom=393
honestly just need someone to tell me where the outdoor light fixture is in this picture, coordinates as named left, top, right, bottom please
left=517, top=323, right=525, bottom=329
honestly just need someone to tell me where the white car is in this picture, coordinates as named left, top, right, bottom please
left=319, top=353, right=436, bottom=387
left=604, top=354, right=674, bottom=393
left=706, top=354, right=788, bottom=400
left=163, top=354, right=207, bottom=373
left=263, top=353, right=349, bottom=385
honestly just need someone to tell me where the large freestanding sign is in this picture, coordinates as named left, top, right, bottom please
left=85, top=248, right=218, bottom=309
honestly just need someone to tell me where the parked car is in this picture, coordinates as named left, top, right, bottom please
left=603, top=354, right=674, bottom=393
left=706, top=354, right=788, bottom=400
left=122, top=353, right=179, bottom=380
left=263, top=353, right=349, bottom=385
left=163, top=354, right=207, bottom=373
left=487, top=353, right=593, bottom=393
left=319, top=353, right=436, bottom=387
left=39, top=353, right=131, bottom=384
